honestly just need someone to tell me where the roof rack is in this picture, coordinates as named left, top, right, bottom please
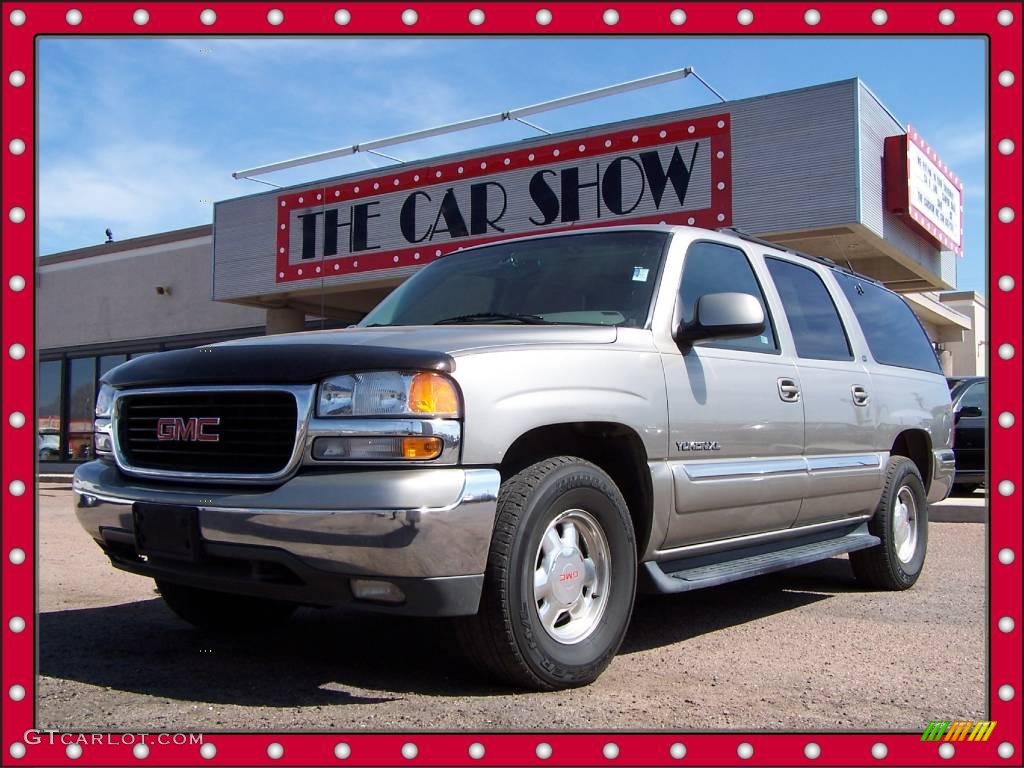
left=716, top=227, right=881, bottom=284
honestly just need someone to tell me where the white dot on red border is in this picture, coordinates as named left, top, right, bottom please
left=804, top=9, right=821, bottom=25
left=737, top=8, right=753, bottom=25
left=536, top=8, right=552, bottom=25
left=669, top=9, right=686, bottom=25
left=66, top=744, right=82, bottom=760
left=401, top=8, right=418, bottom=25
left=199, top=8, right=216, bottom=24
left=603, top=9, right=619, bottom=25
left=997, top=9, right=1014, bottom=25
left=334, top=9, right=351, bottom=25
left=9, top=274, right=26, bottom=291
left=938, top=9, right=955, bottom=25
left=66, top=8, right=82, bottom=25
left=468, top=8, right=485, bottom=25
left=871, top=8, right=888, bottom=24
left=9, top=548, right=26, bottom=565
left=267, top=8, right=284, bottom=25
left=132, top=8, right=149, bottom=25
left=998, top=70, right=1015, bottom=87
left=9, top=8, right=26, bottom=24
left=9, top=71, right=26, bottom=87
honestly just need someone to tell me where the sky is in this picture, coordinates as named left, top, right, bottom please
left=37, top=36, right=987, bottom=295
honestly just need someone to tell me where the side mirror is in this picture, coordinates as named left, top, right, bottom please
left=956, top=405, right=983, bottom=420
left=676, top=292, right=765, bottom=344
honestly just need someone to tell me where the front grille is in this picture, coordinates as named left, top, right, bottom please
left=117, top=391, right=298, bottom=475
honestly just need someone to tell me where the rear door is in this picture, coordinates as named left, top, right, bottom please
left=762, top=257, right=884, bottom=526
left=952, top=380, right=987, bottom=481
left=661, top=240, right=804, bottom=548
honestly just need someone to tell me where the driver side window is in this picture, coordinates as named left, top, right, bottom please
left=678, top=241, right=778, bottom=353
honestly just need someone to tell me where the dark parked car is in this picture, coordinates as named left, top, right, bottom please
left=948, top=376, right=986, bottom=494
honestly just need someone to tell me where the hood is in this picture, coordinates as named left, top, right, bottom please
left=103, top=325, right=617, bottom=389
left=218, top=324, right=618, bottom=354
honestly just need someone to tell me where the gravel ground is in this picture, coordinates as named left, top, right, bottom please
left=37, top=484, right=986, bottom=732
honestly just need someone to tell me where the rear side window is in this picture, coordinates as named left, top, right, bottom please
left=958, top=381, right=987, bottom=413
left=678, top=241, right=777, bottom=353
left=766, top=258, right=852, bottom=361
left=835, top=273, right=940, bottom=373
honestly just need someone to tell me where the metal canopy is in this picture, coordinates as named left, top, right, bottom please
left=232, top=66, right=724, bottom=180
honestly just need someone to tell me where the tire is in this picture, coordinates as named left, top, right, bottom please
left=850, top=456, right=928, bottom=590
left=156, top=579, right=297, bottom=631
left=456, top=457, right=637, bottom=690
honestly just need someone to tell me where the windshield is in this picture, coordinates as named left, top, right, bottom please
left=359, top=230, right=668, bottom=328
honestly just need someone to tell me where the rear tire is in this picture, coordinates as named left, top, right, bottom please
left=156, top=579, right=298, bottom=631
left=456, top=457, right=637, bottom=690
left=850, top=456, right=928, bottom=590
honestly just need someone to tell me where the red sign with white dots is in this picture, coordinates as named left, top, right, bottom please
left=274, top=114, right=731, bottom=282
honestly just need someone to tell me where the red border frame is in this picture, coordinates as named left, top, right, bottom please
left=1, top=3, right=1021, bottom=767
left=273, top=113, right=732, bottom=282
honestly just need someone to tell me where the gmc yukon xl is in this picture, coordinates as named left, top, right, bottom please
left=73, top=225, right=955, bottom=690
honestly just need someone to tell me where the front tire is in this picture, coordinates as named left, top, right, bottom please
left=850, top=456, right=928, bottom=590
left=156, top=579, right=298, bottom=631
left=457, top=457, right=637, bottom=690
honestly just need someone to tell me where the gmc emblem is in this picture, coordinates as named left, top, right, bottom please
left=156, top=417, right=221, bottom=442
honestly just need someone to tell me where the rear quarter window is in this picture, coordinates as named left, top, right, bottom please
left=835, top=273, right=940, bottom=374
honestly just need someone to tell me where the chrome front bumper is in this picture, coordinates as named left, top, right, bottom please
left=929, top=449, right=957, bottom=503
left=73, top=460, right=500, bottom=614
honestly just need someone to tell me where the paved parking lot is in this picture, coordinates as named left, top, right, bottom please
left=37, top=484, right=986, bottom=732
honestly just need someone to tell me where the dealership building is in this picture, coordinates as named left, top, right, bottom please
left=36, top=78, right=986, bottom=465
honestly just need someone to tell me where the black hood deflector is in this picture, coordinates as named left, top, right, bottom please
left=102, top=344, right=454, bottom=389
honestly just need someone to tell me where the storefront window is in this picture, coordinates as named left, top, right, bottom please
left=67, top=357, right=96, bottom=461
left=38, top=360, right=63, bottom=462
left=99, top=354, right=127, bottom=378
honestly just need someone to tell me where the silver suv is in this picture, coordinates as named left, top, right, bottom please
left=74, top=225, right=955, bottom=690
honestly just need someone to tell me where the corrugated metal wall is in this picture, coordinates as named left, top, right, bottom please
left=856, top=81, right=948, bottom=283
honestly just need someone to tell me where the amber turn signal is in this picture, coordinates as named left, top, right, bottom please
left=408, top=373, right=460, bottom=417
left=401, top=436, right=443, bottom=459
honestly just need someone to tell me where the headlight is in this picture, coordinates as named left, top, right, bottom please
left=95, top=383, right=114, bottom=418
left=318, top=372, right=460, bottom=417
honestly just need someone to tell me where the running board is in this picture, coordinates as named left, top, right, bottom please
left=643, top=529, right=881, bottom=594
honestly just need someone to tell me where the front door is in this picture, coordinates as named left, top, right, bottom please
left=662, top=240, right=805, bottom=549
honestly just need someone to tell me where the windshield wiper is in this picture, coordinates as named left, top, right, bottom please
left=434, top=312, right=552, bottom=325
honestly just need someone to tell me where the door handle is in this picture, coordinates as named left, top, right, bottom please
left=778, top=378, right=801, bottom=403
left=852, top=385, right=870, bottom=406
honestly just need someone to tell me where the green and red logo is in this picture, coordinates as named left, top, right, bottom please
left=922, top=721, right=997, bottom=742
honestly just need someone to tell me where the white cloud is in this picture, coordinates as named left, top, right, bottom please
left=38, top=140, right=237, bottom=252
